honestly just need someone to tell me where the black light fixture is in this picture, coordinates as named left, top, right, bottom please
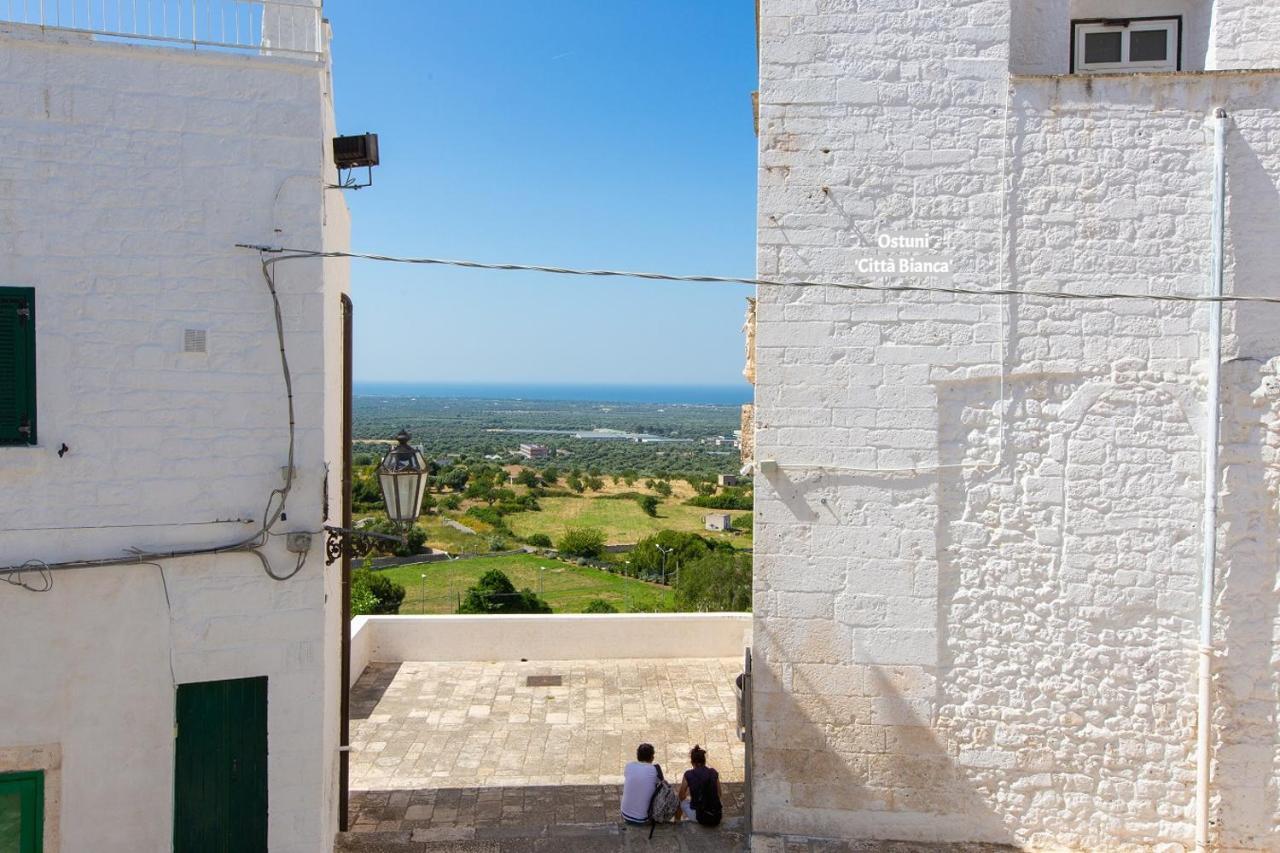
left=331, top=133, right=379, bottom=190
left=323, top=428, right=424, bottom=564
left=377, top=429, right=428, bottom=528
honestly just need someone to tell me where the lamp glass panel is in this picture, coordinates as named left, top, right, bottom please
left=379, top=470, right=399, bottom=518
left=395, top=474, right=421, bottom=522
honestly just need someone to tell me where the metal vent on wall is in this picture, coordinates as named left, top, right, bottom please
left=183, top=329, right=207, bottom=353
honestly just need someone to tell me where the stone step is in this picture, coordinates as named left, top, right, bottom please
left=336, top=819, right=747, bottom=851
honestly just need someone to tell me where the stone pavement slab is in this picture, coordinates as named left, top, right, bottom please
left=350, top=658, right=745, bottom=794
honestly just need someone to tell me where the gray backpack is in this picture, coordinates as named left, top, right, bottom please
left=647, top=764, right=680, bottom=836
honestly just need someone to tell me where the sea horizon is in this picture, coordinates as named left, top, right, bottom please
left=353, top=381, right=753, bottom=406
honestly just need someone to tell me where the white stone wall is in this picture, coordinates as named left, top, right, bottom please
left=0, top=25, right=347, bottom=852
left=755, top=1, right=1280, bottom=848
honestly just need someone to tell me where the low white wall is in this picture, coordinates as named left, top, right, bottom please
left=350, top=613, right=751, bottom=679
left=350, top=616, right=375, bottom=689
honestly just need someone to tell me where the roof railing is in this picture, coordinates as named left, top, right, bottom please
left=0, top=0, right=323, bottom=58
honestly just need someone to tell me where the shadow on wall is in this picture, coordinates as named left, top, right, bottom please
left=1214, top=128, right=1280, bottom=850
left=753, top=464, right=1017, bottom=847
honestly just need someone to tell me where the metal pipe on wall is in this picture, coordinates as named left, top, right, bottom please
left=1195, top=106, right=1228, bottom=852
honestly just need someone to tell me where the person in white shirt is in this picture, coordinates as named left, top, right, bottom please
left=620, top=742, right=659, bottom=825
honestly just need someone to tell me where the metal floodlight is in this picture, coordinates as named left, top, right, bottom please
left=378, top=430, right=427, bottom=527
left=331, top=133, right=380, bottom=190
left=333, top=133, right=379, bottom=168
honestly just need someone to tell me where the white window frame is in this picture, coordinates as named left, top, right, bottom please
left=1073, top=18, right=1180, bottom=74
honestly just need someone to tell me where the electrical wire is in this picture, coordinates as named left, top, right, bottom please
left=239, top=245, right=1280, bottom=306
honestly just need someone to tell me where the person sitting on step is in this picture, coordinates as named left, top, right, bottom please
left=620, top=742, right=659, bottom=826
left=674, top=744, right=722, bottom=827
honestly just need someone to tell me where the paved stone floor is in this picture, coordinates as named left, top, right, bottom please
left=350, top=658, right=745, bottom=794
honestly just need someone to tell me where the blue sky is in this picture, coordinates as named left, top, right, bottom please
left=322, top=1, right=757, bottom=386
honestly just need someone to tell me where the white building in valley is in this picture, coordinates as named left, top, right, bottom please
left=754, top=1, right=1280, bottom=849
left=0, top=5, right=349, bottom=851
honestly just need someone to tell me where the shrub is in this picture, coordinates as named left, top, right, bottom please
left=639, top=495, right=660, bottom=517
left=686, top=490, right=753, bottom=511
left=627, top=530, right=721, bottom=582
left=582, top=598, right=619, bottom=614
left=457, top=569, right=552, bottom=614
left=351, top=566, right=406, bottom=615
left=676, top=551, right=752, bottom=612
left=360, top=519, right=427, bottom=557
left=557, top=527, right=607, bottom=559
left=525, top=533, right=554, bottom=548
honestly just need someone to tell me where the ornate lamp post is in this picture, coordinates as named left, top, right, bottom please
left=325, top=429, right=427, bottom=564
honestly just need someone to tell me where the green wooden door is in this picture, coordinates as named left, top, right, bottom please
left=174, top=677, right=268, bottom=853
left=0, top=771, right=43, bottom=853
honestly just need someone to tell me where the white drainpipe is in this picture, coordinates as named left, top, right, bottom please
left=1196, top=106, right=1228, bottom=852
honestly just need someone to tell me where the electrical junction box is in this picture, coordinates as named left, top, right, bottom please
left=285, top=532, right=313, bottom=554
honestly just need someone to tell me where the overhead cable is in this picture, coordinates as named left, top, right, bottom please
left=238, top=245, right=1280, bottom=306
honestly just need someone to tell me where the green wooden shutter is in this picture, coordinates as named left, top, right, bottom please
left=0, top=770, right=44, bottom=853
left=0, top=287, right=36, bottom=446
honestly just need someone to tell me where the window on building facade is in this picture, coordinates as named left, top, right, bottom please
left=0, top=287, right=36, bottom=446
left=0, top=770, right=44, bottom=853
left=1073, top=18, right=1181, bottom=74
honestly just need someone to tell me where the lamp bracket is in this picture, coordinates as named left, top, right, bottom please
left=323, top=525, right=407, bottom=566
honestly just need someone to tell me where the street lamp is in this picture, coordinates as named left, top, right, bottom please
left=324, top=429, right=428, bottom=565
left=378, top=430, right=429, bottom=528
left=656, top=545, right=673, bottom=585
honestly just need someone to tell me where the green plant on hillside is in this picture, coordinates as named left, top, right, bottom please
left=351, top=564, right=407, bottom=615
left=686, top=489, right=753, bottom=510
left=639, top=495, right=660, bottom=517
left=627, top=530, right=725, bottom=583
left=458, top=569, right=552, bottom=614
left=360, top=519, right=427, bottom=557
left=676, top=551, right=752, bottom=612
left=525, top=533, right=553, bottom=548
left=582, top=598, right=619, bottom=614
left=557, top=527, right=607, bottom=559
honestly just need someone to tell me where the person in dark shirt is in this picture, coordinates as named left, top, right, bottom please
left=674, top=744, right=722, bottom=827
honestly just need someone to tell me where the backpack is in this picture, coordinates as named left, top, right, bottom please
left=646, top=764, right=680, bottom=837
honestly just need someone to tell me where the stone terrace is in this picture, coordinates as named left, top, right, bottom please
left=343, top=658, right=746, bottom=849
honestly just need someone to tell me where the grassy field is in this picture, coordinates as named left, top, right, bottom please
left=505, top=496, right=751, bottom=545
left=376, top=553, right=675, bottom=614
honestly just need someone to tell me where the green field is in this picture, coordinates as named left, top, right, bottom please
left=376, top=553, right=675, bottom=614
left=504, top=496, right=751, bottom=546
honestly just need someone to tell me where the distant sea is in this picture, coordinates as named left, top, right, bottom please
left=354, top=382, right=753, bottom=406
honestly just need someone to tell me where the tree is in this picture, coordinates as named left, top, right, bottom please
left=542, top=466, right=559, bottom=485
left=441, top=467, right=470, bottom=492
left=639, top=495, right=660, bottom=517
left=557, top=527, right=607, bottom=559
left=515, top=468, right=540, bottom=487
left=582, top=598, right=618, bottom=614
left=627, top=530, right=719, bottom=582
left=586, top=476, right=605, bottom=492
left=525, top=533, right=553, bottom=548
left=676, top=551, right=752, bottom=612
left=351, top=566, right=407, bottom=615
left=654, top=480, right=673, bottom=498
left=567, top=475, right=585, bottom=494
left=457, top=569, right=552, bottom=614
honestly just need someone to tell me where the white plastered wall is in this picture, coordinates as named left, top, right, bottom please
left=756, top=0, right=1280, bottom=847
left=0, top=23, right=348, bottom=853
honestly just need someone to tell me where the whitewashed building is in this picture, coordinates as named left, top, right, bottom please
left=754, top=0, right=1280, bottom=849
left=0, top=4, right=350, bottom=851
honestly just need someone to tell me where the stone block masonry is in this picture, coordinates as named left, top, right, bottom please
left=755, top=1, right=1280, bottom=849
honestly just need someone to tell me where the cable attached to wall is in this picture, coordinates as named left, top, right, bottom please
left=0, top=257, right=305, bottom=590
